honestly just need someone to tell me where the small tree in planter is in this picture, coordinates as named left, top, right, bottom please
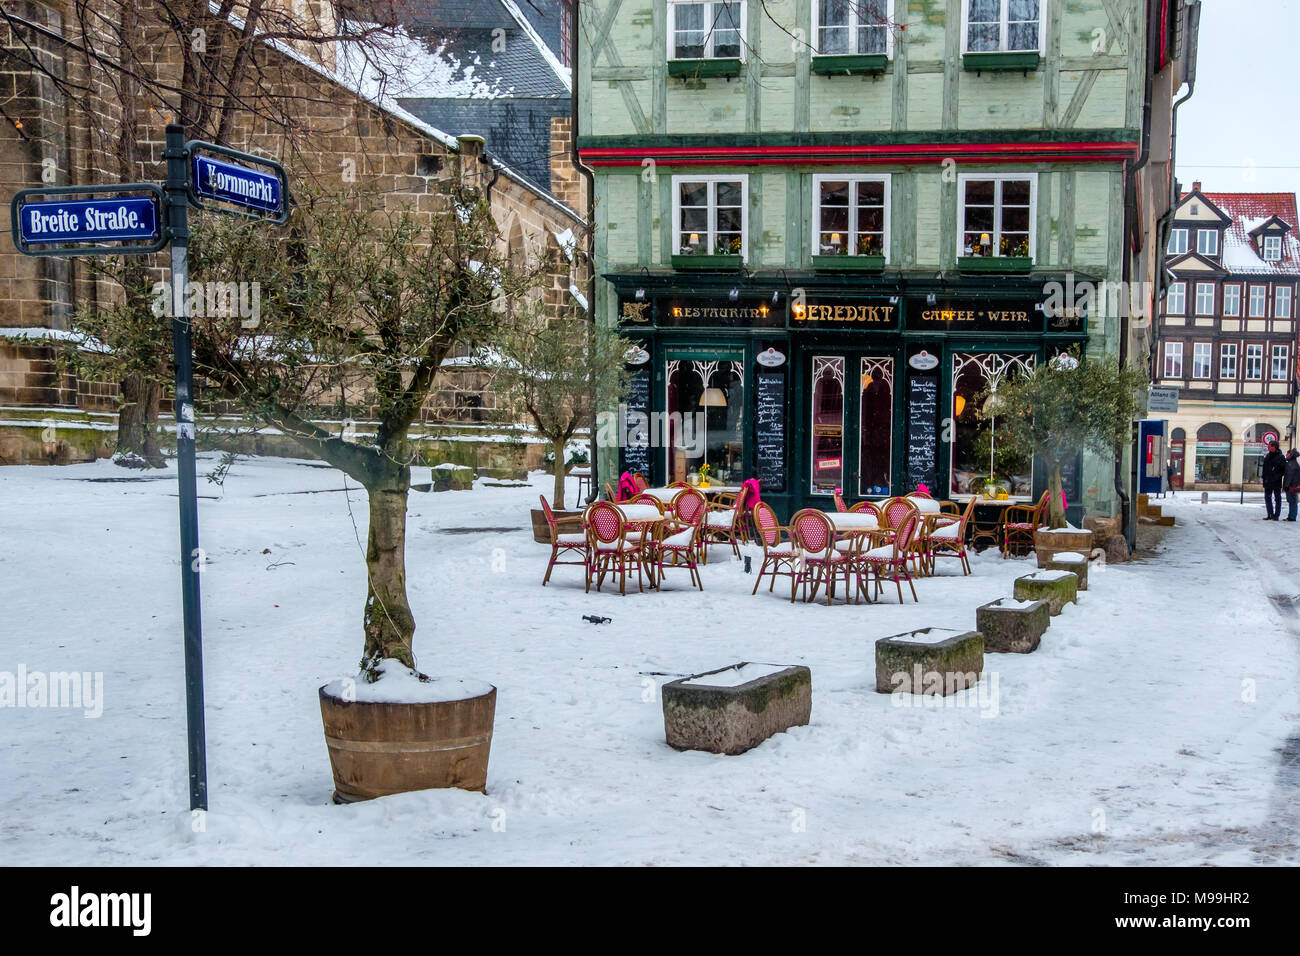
left=486, top=304, right=630, bottom=511
left=981, top=349, right=1145, bottom=529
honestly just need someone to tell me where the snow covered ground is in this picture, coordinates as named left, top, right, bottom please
left=1, top=457, right=1297, bottom=865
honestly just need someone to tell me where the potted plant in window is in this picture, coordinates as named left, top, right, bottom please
left=813, top=233, right=886, bottom=271
left=672, top=233, right=743, bottom=270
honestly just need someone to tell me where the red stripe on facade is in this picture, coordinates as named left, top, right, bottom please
left=579, top=141, right=1140, bottom=167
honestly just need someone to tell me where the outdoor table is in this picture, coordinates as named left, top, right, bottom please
left=825, top=512, right=879, bottom=530
left=612, top=504, right=666, bottom=522
left=571, top=466, right=591, bottom=502
left=638, top=487, right=683, bottom=504
left=962, top=497, right=1020, bottom=551
left=611, top=503, right=671, bottom=586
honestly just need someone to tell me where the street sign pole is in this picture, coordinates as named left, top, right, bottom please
left=165, top=123, right=207, bottom=812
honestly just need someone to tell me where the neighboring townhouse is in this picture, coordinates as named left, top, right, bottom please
left=578, top=0, right=1199, bottom=525
left=1154, top=186, right=1299, bottom=489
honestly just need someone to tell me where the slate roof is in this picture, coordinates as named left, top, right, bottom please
left=1176, top=191, right=1300, bottom=276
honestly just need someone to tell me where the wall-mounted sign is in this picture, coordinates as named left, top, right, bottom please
left=1147, top=387, right=1179, bottom=413
left=625, top=346, right=650, bottom=366
left=908, top=298, right=1043, bottom=333
left=908, top=350, right=939, bottom=371
left=756, top=347, right=786, bottom=367
left=791, top=298, right=898, bottom=329
left=661, top=298, right=782, bottom=328
left=11, top=184, right=167, bottom=256
left=620, top=300, right=652, bottom=324
left=190, top=151, right=284, bottom=216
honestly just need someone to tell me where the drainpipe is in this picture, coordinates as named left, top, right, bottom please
left=570, top=0, right=600, bottom=502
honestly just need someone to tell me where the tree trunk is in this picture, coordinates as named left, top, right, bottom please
left=116, top=374, right=166, bottom=468
left=1047, top=461, right=1066, bottom=529
left=360, top=479, right=418, bottom=677
left=551, top=437, right=568, bottom=510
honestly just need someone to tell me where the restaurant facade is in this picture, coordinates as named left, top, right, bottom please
left=577, top=0, right=1199, bottom=523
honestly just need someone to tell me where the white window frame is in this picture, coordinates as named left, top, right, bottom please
left=1192, top=342, right=1212, bottom=379
left=1246, top=343, right=1263, bottom=380
left=672, top=174, right=749, bottom=260
left=956, top=173, right=1037, bottom=261
left=1196, top=228, right=1219, bottom=256
left=1194, top=282, right=1215, bottom=316
left=667, top=0, right=747, bottom=61
left=1275, top=286, right=1292, bottom=319
left=811, top=174, right=891, bottom=261
left=1163, top=341, right=1182, bottom=379
left=1272, top=344, right=1290, bottom=381
left=1263, top=235, right=1282, bottom=262
left=812, top=0, right=895, bottom=58
left=1249, top=284, right=1268, bottom=317
left=1222, top=283, right=1241, bottom=316
left=1167, top=228, right=1188, bottom=256
left=961, top=0, right=1045, bottom=54
left=1166, top=281, right=1186, bottom=315
left=1220, top=343, right=1237, bottom=379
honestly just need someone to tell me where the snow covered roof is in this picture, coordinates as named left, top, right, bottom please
left=1178, top=191, right=1300, bottom=276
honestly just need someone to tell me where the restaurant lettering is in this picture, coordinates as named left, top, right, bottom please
left=793, top=303, right=896, bottom=324
left=670, top=305, right=773, bottom=321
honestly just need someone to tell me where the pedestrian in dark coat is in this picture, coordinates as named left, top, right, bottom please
left=1284, top=449, right=1300, bottom=522
left=1261, top=440, right=1286, bottom=520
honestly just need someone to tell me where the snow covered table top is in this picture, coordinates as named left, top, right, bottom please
left=612, top=504, right=666, bottom=522
left=825, top=512, right=878, bottom=529
left=639, top=487, right=682, bottom=502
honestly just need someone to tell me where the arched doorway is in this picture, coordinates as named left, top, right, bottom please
left=1195, top=422, right=1232, bottom=485
left=1169, top=427, right=1185, bottom=489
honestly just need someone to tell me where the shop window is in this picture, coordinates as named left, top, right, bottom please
left=811, top=356, right=845, bottom=495
left=665, top=355, right=745, bottom=484
left=1220, top=343, right=1237, bottom=379
left=1246, top=344, right=1263, bottom=379
left=959, top=175, right=1035, bottom=259
left=964, top=0, right=1041, bottom=53
left=668, top=1, right=744, bottom=59
left=1222, top=284, right=1240, bottom=316
left=950, top=352, right=1035, bottom=498
left=1243, top=423, right=1281, bottom=484
left=1194, top=422, right=1231, bottom=484
left=673, top=176, right=747, bottom=257
left=814, top=175, right=889, bottom=258
left=815, top=0, right=892, bottom=55
left=859, top=357, right=894, bottom=496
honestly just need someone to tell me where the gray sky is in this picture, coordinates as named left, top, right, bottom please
left=1175, top=0, right=1300, bottom=195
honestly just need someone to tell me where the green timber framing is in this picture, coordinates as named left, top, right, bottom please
left=577, top=0, right=1187, bottom=521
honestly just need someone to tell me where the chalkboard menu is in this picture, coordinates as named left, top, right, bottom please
left=620, top=365, right=652, bottom=478
left=755, top=370, right=786, bottom=492
left=905, top=375, right=939, bottom=492
left=1060, top=452, right=1081, bottom=503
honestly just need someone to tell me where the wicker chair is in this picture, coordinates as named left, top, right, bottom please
left=855, top=509, right=920, bottom=604
left=1001, top=491, right=1049, bottom=558
left=701, top=483, right=751, bottom=563
left=833, top=489, right=850, bottom=513
left=750, top=501, right=797, bottom=596
left=879, top=496, right=924, bottom=574
left=585, top=501, right=651, bottom=595
left=539, top=495, right=588, bottom=587
left=789, top=508, right=853, bottom=605
left=927, top=495, right=977, bottom=575
left=655, top=488, right=706, bottom=590
left=632, top=472, right=649, bottom=492
left=850, top=500, right=883, bottom=521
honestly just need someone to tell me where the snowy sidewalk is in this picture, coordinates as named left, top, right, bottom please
left=1, top=457, right=1297, bottom=865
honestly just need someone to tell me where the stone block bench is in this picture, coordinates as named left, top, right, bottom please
left=1013, top=570, right=1078, bottom=615
left=1042, top=551, right=1089, bottom=591
left=431, top=463, right=475, bottom=491
left=976, top=598, right=1050, bottom=653
left=875, top=628, right=983, bottom=696
left=662, top=663, right=811, bottom=755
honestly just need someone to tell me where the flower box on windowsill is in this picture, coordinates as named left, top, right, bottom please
left=811, top=54, right=889, bottom=77
left=671, top=253, right=744, bottom=270
left=812, top=254, right=886, bottom=272
left=962, top=51, right=1041, bottom=73
left=958, top=256, right=1033, bottom=274
left=667, top=58, right=744, bottom=79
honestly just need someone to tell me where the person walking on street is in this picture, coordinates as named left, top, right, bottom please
left=1284, top=448, right=1300, bottom=522
left=1261, top=439, right=1286, bottom=520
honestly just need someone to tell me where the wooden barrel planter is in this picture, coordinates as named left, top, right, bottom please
left=1034, top=527, right=1094, bottom=567
left=319, top=683, right=497, bottom=802
left=530, top=508, right=583, bottom=544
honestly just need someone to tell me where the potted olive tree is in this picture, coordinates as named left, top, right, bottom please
left=982, top=350, right=1145, bottom=564
left=181, top=167, right=548, bottom=800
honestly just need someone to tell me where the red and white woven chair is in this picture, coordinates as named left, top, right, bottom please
left=1001, top=491, right=1049, bottom=559
left=701, top=482, right=750, bottom=563
left=585, top=501, right=651, bottom=595
left=655, top=487, right=707, bottom=590
left=833, top=489, right=850, bottom=513
left=856, top=510, right=920, bottom=604
left=750, top=501, right=797, bottom=596
left=632, top=472, right=649, bottom=492
left=789, top=508, right=853, bottom=605
left=539, top=495, right=588, bottom=586
left=927, top=495, right=977, bottom=575
left=850, top=500, right=882, bottom=520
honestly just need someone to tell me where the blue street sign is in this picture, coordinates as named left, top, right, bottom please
left=191, top=152, right=283, bottom=215
left=10, top=184, right=166, bottom=256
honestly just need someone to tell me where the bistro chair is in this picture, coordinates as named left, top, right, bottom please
left=603, top=481, right=618, bottom=501
left=585, top=501, right=651, bottom=595
left=655, top=487, right=707, bottom=591
left=880, top=496, right=925, bottom=574
left=539, top=495, right=588, bottom=587
left=927, top=494, right=977, bottom=576
left=850, top=500, right=883, bottom=522
left=632, top=472, right=649, bottom=492
left=750, top=501, right=798, bottom=596
left=1001, top=491, right=1050, bottom=559
left=702, top=483, right=751, bottom=563
left=789, top=508, right=853, bottom=606
left=855, top=509, right=920, bottom=604
left=833, top=489, right=850, bottom=513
